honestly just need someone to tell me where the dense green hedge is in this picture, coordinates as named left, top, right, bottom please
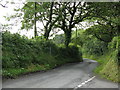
left=2, top=31, right=83, bottom=78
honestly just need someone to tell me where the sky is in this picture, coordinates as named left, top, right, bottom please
left=0, top=0, right=36, bottom=38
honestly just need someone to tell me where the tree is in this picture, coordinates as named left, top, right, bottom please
left=88, top=2, right=120, bottom=37
left=54, top=2, right=94, bottom=47
left=85, top=25, right=114, bottom=43
left=0, top=0, right=8, bottom=8
left=34, top=2, right=37, bottom=37
left=12, top=2, right=119, bottom=47
left=21, top=2, right=39, bottom=37
left=21, top=2, right=60, bottom=39
left=42, top=2, right=60, bottom=40
left=21, top=2, right=97, bottom=47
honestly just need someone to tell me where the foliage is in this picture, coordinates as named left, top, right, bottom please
left=53, top=34, right=65, bottom=45
left=71, top=22, right=119, bottom=82
left=72, top=30, right=108, bottom=56
left=21, top=2, right=59, bottom=39
left=71, top=29, right=87, bottom=47
left=83, top=38, right=108, bottom=56
left=85, top=25, right=115, bottom=43
left=81, top=33, right=120, bottom=82
left=108, top=36, right=120, bottom=65
left=58, top=44, right=83, bottom=62
left=94, top=37, right=119, bottom=82
left=2, top=1, right=119, bottom=82
left=7, top=2, right=119, bottom=48
left=2, top=31, right=82, bottom=78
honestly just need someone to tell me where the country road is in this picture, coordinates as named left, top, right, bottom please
left=2, top=58, right=118, bottom=89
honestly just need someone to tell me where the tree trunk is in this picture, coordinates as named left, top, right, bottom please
left=43, top=2, right=54, bottom=40
left=34, top=2, right=37, bottom=38
left=65, top=30, right=71, bottom=48
left=44, top=28, right=50, bottom=40
left=44, top=32, right=49, bottom=40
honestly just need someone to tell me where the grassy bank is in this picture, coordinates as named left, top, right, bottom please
left=83, top=52, right=119, bottom=82
left=83, top=36, right=119, bottom=82
left=2, top=31, right=83, bottom=78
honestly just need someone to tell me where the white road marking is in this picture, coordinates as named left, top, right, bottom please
left=74, top=76, right=96, bottom=89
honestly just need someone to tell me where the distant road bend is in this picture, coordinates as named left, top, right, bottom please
left=3, top=58, right=118, bottom=88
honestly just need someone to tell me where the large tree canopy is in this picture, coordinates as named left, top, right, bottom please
left=12, top=2, right=119, bottom=47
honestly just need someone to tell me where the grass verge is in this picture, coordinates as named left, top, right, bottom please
left=83, top=51, right=119, bottom=83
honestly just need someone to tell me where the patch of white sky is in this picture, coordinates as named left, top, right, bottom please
left=0, top=0, right=94, bottom=38
left=0, top=0, right=35, bottom=38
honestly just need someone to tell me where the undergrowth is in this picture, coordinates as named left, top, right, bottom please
left=83, top=36, right=119, bottom=83
left=2, top=31, right=83, bottom=78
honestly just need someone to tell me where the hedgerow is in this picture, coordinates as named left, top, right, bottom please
left=2, top=31, right=83, bottom=78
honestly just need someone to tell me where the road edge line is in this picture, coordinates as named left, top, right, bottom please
left=74, top=76, right=96, bottom=89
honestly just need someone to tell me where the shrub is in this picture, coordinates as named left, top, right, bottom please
left=82, top=38, right=108, bottom=56
left=58, top=44, right=83, bottom=62
left=2, top=31, right=83, bottom=78
left=108, top=36, right=120, bottom=65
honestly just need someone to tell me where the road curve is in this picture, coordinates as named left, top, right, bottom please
left=2, top=58, right=118, bottom=88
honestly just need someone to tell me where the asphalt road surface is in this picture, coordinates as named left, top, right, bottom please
left=2, top=58, right=118, bottom=88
